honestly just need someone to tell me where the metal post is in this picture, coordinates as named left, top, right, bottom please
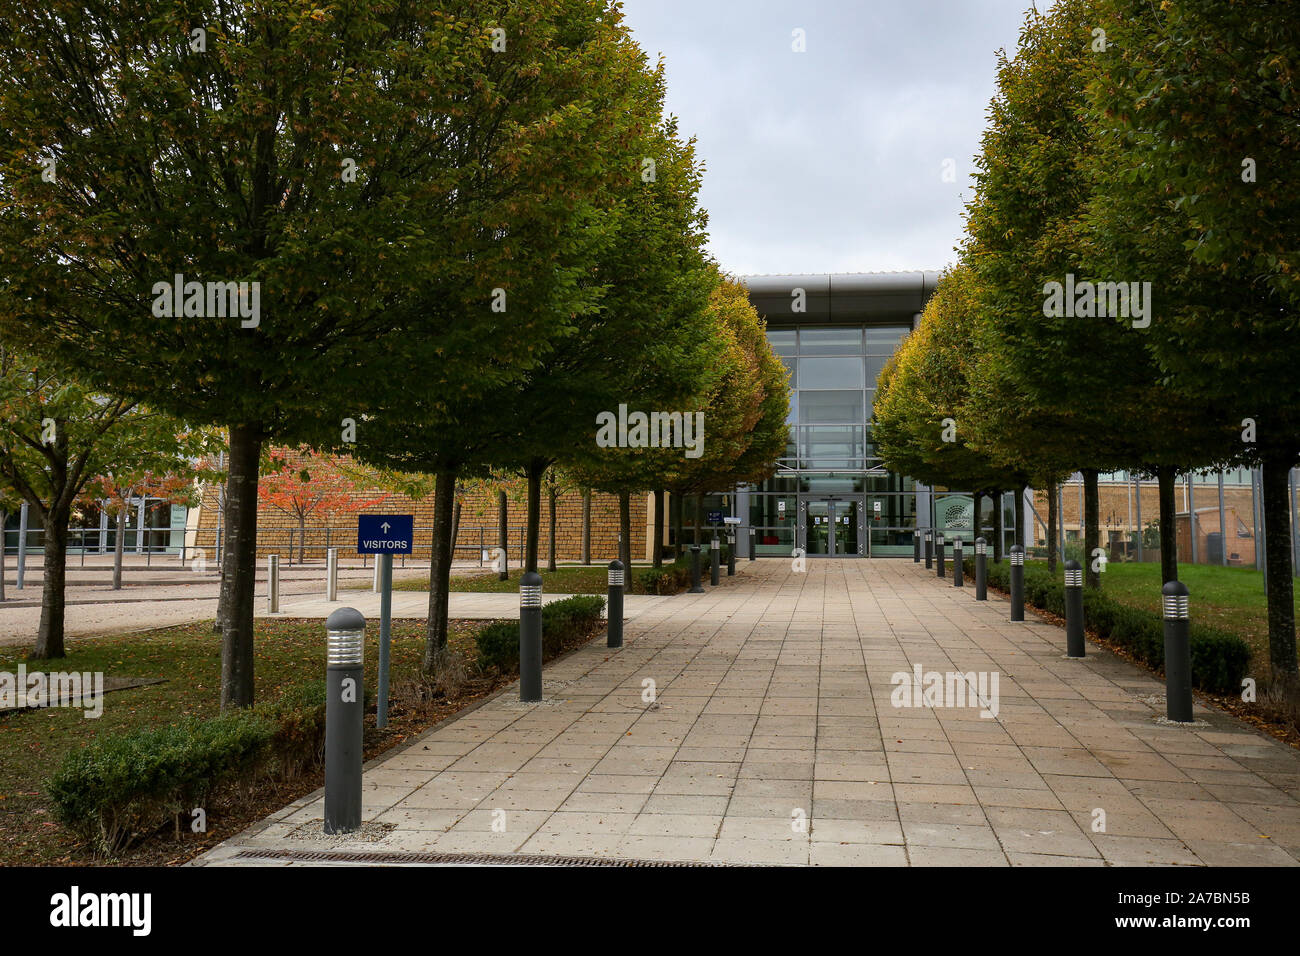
left=727, top=533, right=736, bottom=576
left=975, top=537, right=987, bottom=601
left=607, top=560, right=624, bottom=649
left=952, top=537, right=963, bottom=587
left=1064, top=560, right=1084, bottom=657
left=689, top=545, right=704, bottom=593
left=936, top=532, right=945, bottom=579
left=914, top=532, right=920, bottom=562
left=498, top=492, right=509, bottom=582
left=327, top=547, right=339, bottom=601
left=136, top=497, right=146, bottom=554
left=1162, top=580, right=1192, bottom=722
left=519, top=571, right=543, bottom=702
left=324, top=608, right=365, bottom=834
left=924, top=529, right=933, bottom=570
left=1058, top=485, right=1066, bottom=563
left=267, top=554, right=280, bottom=613
left=1217, top=471, right=1227, bottom=566
left=710, top=536, right=720, bottom=586
left=372, top=557, right=380, bottom=592
left=15, top=502, right=28, bottom=590
left=1010, top=545, right=1025, bottom=622
left=377, top=552, right=393, bottom=727
left=1188, top=474, right=1198, bottom=564
left=1135, top=477, right=1144, bottom=562
left=749, top=528, right=756, bottom=561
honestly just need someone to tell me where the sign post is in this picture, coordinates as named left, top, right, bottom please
left=357, top=514, right=413, bottom=728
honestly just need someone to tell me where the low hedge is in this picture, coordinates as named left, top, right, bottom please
left=963, top=558, right=1250, bottom=695
left=473, top=594, right=608, bottom=673
left=48, top=683, right=329, bottom=856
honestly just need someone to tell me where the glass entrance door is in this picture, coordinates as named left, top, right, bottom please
left=805, top=499, right=859, bottom=556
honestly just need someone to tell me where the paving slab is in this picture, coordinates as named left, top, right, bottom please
left=192, top=559, right=1300, bottom=867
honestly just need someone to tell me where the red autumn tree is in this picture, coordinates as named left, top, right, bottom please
left=258, top=447, right=390, bottom=563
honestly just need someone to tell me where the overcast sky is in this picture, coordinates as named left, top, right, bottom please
left=618, top=0, right=1040, bottom=277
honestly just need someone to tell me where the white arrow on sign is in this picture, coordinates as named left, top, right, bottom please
left=380, top=522, right=391, bottom=534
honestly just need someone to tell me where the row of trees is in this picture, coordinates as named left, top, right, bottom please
left=873, top=0, right=1299, bottom=699
left=0, top=1, right=788, bottom=706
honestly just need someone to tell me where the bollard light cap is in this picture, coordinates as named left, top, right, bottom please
left=326, top=607, right=366, bottom=632
left=326, top=607, right=365, bottom=665
left=520, top=571, right=543, bottom=607
left=1064, top=560, right=1083, bottom=587
left=1162, top=579, right=1189, bottom=620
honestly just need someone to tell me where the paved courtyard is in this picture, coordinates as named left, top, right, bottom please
left=196, top=558, right=1300, bottom=867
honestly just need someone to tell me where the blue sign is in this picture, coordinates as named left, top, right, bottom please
left=357, top=514, right=414, bottom=554
left=706, top=510, right=724, bottom=524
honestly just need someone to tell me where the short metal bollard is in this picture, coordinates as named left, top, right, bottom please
left=689, top=545, right=704, bottom=593
left=952, top=538, right=963, bottom=587
left=710, top=537, right=720, bottom=586
left=936, top=533, right=946, bottom=579
left=975, top=537, right=987, bottom=601
left=607, top=560, right=624, bottom=649
left=914, top=533, right=921, bottom=563
left=267, top=554, right=280, bottom=613
left=326, top=547, right=339, bottom=602
left=727, top=534, right=736, bottom=576
left=1064, top=560, right=1085, bottom=657
left=924, top=530, right=933, bottom=570
left=749, top=528, right=756, bottom=561
left=519, top=572, right=543, bottom=702
left=1163, top=580, right=1192, bottom=722
left=1009, top=545, right=1025, bottom=622
left=324, top=608, right=365, bottom=834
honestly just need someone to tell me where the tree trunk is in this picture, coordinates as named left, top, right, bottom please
left=653, top=489, right=665, bottom=568
left=214, top=484, right=230, bottom=634
left=297, top=516, right=306, bottom=565
left=1156, top=465, right=1179, bottom=585
left=524, top=462, right=542, bottom=574
left=425, top=468, right=456, bottom=668
left=992, top=490, right=1003, bottom=563
left=113, top=508, right=126, bottom=589
left=1261, top=458, right=1299, bottom=699
left=619, top=491, right=632, bottom=570
left=581, top=488, right=591, bottom=565
left=1015, top=483, right=1028, bottom=559
left=497, top=490, right=509, bottom=581
left=971, top=491, right=983, bottom=548
left=1046, top=478, right=1058, bottom=575
left=32, top=506, right=69, bottom=659
left=672, top=492, right=684, bottom=558
left=219, top=423, right=263, bottom=711
left=1083, top=469, right=1100, bottom=589
left=450, top=496, right=462, bottom=559
left=546, top=484, right=557, bottom=573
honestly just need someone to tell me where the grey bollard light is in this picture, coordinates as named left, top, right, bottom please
left=326, top=547, right=339, bottom=602
left=710, top=537, right=720, bottom=586
left=952, top=538, right=964, bottom=587
left=324, top=607, right=365, bottom=835
left=689, top=545, right=704, bottom=593
left=519, top=571, right=543, bottom=702
left=748, top=528, right=756, bottom=561
left=1064, top=560, right=1085, bottom=657
left=1009, top=545, right=1025, bottom=622
left=914, top=533, right=921, bottom=563
left=936, top=532, right=946, bottom=579
left=1163, top=580, right=1193, bottom=722
left=727, top=533, right=736, bottom=576
left=975, top=537, right=988, bottom=601
left=607, top=560, right=624, bottom=649
left=267, top=554, right=280, bottom=613
left=924, top=530, right=933, bottom=570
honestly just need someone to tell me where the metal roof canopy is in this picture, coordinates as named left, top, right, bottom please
left=741, top=271, right=940, bottom=324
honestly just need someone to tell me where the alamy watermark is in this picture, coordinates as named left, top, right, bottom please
left=890, top=665, right=999, bottom=719
left=1, top=665, right=104, bottom=718
left=595, top=404, right=704, bottom=459
left=1042, top=274, right=1150, bottom=328
left=151, top=273, right=260, bottom=328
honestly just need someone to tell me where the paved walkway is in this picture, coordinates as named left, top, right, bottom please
left=195, top=559, right=1300, bottom=867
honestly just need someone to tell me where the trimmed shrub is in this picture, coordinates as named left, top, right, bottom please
left=472, top=595, right=607, bottom=675
left=48, top=684, right=328, bottom=857
left=961, top=558, right=1250, bottom=695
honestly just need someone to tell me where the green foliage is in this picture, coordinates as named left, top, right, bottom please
left=47, top=684, right=327, bottom=856
left=472, top=595, right=607, bottom=674
left=967, top=559, right=1249, bottom=694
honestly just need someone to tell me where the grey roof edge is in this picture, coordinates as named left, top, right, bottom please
left=740, top=271, right=942, bottom=298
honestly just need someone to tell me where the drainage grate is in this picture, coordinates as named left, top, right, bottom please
left=233, top=848, right=744, bottom=867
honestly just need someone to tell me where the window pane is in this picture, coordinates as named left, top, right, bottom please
left=799, top=327, right=862, bottom=354
left=798, top=356, right=864, bottom=389
left=767, top=329, right=796, bottom=356
left=866, top=355, right=890, bottom=386
left=799, top=390, right=864, bottom=423
left=865, top=325, right=911, bottom=355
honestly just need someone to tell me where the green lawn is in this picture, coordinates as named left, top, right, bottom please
left=1028, top=558, right=1299, bottom=673
left=0, top=617, right=482, bottom=864
left=392, top=565, right=641, bottom=595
